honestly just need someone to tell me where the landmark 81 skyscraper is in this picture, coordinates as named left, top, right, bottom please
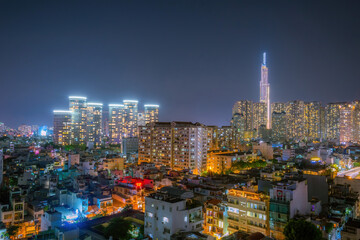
left=260, top=52, right=271, bottom=129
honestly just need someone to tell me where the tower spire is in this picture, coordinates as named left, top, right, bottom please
left=263, top=52, right=266, bottom=66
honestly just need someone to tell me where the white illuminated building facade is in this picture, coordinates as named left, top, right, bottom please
left=144, top=187, right=203, bottom=240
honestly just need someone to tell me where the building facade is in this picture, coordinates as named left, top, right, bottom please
left=53, top=110, right=72, bottom=145
left=138, top=122, right=208, bottom=174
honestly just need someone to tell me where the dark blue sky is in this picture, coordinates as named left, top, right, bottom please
left=1, top=0, right=360, bottom=128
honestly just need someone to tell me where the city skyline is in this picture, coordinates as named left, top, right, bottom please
left=1, top=1, right=360, bottom=128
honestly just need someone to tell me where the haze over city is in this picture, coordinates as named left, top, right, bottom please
left=1, top=0, right=360, bottom=127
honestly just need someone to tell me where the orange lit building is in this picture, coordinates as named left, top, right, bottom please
left=227, top=188, right=270, bottom=237
left=203, top=199, right=226, bottom=239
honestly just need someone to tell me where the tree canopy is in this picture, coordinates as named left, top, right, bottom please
left=231, top=160, right=267, bottom=171
left=104, top=217, right=136, bottom=240
left=284, top=219, right=322, bottom=240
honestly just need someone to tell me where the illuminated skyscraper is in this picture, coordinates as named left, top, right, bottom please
left=304, top=101, right=321, bottom=141
left=138, top=113, right=146, bottom=126
left=232, top=100, right=253, bottom=140
left=123, top=100, right=139, bottom=138
left=271, top=102, right=287, bottom=114
left=260, top=52, right=270, bottom=129
left=325, top=102, right=345, bottom=141
left=86, top=103, right=103, bottom=146
left=339, top=103, right=354, bottom=144
left=286, top=100, right=305, bottom=141
left=108, top=104, right=125, bottom=144
left=69, top=96, right=87, bottom=144
left=272, top=111, right=287, bottom=142
left=144, top=104, right=159, bottom=124
left=53, top=110, right=72, bottom=145
left=253, top=102, right=267, bottom=137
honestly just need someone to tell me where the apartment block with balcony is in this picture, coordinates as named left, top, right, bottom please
left=203, top=199, right=227, bottom=239
left=226, top=188, right=269, bottom=237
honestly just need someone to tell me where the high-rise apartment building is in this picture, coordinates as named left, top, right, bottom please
left=138, top=122, right=208, bottom=174
left=304, top=101, right=321, bottom=141
left=217, top=126, right=235, bottom=150
left=108, top=104, right=125, bottom=144
left=339, top=103, right=354, bottom=144
left=53, top=110, right=72, bottom=145
left=260, top=52, right=271, bottom=129
left=271, top=111, right=287, bottom=142
left=253, top=102, right=267, bottom=137
left=325, top=102, right=346, bottom=141
left=144, top=104, right=159, bottom=125
left=232, top=100, right=253, bottom=140
left=286, top=101, right=305, bottom=141
left=86, top=103, right=103, bottom=146
left=123, top=100, right=139, bottom=138
left=271, top=102, right=287, bottom=114
left=138, top=113, right=146, bottom=126
left=69, top=96, right=88, bottom=144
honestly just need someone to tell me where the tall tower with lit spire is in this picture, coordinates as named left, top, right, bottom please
left=260, top=52, right=271, bottom=129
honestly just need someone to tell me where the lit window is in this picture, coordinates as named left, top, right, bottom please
left=163, top=217, right=169, bottom=223
left=148, top=212, right=153, bottom=217
left=228, top=207, right=239, bottom=214
left=184, top=216, right=188, bottom=222
left=219, top=220, right=224, bottom=228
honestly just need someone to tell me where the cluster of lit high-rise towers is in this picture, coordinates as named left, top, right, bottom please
left=53, top=96, right=159, bottom=146
left=232, top=53, right=360, bottom=144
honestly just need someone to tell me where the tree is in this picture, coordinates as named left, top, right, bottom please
left=104, top=217, right=135, bottom=240
left=284, top=219, right=322, bottom=240
left=6, top=225, right=19, bottom=240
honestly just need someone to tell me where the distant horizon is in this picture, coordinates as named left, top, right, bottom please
left=3, top=97, right=360, bottom=129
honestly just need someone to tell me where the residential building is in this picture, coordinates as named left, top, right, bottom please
left=144, top=104, right=159, bottom=125
left=325, top=102, right=345, bottom=141
left=203, top=199, right=227, bottom=239
left=271, top=111, right=287, bottom=142
left=86, top=102, right=103, bottom=146
left=269, top=179, right=309, bottom=240
left=232, top=100, right=253, bottom=141
left=138, top=122, right=208, bottom=174
left=144, top=187, right=203, bottom=240
left=253, top=102, right=267, bottom=138
left=304, top=101, right=321, bottom=141
left=69, top=96, right=88, bottom=145
left=339, top=103, right=354, bottom=144
left=286, top=100, right=305, bottom=141
left=108, top=104, right=125, bottom=144
left=53, top=110, right=72, bottom=145
left=123, top=100, right=139, bottom=138
left=227, top=188, right=270, bottom=236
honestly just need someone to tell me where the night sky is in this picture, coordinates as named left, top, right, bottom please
left=1, top=0, right=360, bottom=128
